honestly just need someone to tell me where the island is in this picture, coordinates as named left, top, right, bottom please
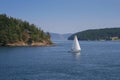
left=68, top=28, right=120, bottom=41
left=0, top=14, right=52, bottom=46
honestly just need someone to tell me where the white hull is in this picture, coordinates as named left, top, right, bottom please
left=71, top=49, right=80, bottom=53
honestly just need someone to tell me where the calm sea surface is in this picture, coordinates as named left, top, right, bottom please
left=0, top=41, right=120, bottom=80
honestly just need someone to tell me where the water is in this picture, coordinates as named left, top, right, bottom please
left=0, top=41, right=120, bottom=80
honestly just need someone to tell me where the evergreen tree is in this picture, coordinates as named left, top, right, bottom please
left=0, top=14, right=52, bottom=46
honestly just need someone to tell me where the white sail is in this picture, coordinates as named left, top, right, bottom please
left=72, top=35, right=81, bottom=52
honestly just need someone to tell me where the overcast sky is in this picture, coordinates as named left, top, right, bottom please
left=0, top=0, right=120, bottom=34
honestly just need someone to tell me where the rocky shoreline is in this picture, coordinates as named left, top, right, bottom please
left=1, top=41, right=53, bottom=47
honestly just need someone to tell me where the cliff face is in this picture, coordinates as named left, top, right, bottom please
left=0, top=14, right=52, bottom=46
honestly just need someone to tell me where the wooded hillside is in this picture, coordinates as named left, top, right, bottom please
left=0, top=14, right=52, bottom=46
left=68, top=28, right=120, bottom=40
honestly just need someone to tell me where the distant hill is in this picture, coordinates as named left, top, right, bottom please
left=68, top=28, right=120, bottom=41
left=0, top=14, right=52, bottom=46
left=50, top=33, right=72, bottom=40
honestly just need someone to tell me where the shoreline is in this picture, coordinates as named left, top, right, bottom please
left=0, top=41, right=53, bottom=47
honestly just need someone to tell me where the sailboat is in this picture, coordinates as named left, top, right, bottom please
left=71, top=35, right=81, bottom=53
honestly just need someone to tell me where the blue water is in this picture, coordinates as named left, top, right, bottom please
left=0, top=41, right=120, bottom=80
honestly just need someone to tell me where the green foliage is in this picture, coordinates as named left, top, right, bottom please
left=0, top=14, right=52, bottom=46
left=68, top=28, right=120, bottom=40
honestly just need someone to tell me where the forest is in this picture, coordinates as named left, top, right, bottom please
left=68, top=28, right=120, bottom=40
left=0, top=14, right=52, bottom=46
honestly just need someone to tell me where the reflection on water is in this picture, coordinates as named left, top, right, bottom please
left=68, top=50, right=81, bottom=60
left=72, top=52, right=80, bottom=60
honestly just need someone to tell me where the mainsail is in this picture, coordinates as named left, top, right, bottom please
left=72, top=35, right=81, bottom=52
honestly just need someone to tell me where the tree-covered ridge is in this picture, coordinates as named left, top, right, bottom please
left=0, top=14, right=52, bottom=46
left=68, top=28, right=120, bottom=40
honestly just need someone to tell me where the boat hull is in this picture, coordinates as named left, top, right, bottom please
left=71, top=49, right=80, bottom=53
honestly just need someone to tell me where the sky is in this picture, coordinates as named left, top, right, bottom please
left=0, top=0, right=120, bottom=34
